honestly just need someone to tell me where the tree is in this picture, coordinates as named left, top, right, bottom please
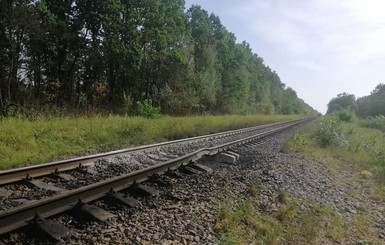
left=356, top=84, right=385, bottom=118
left=0, top=1, right=317, bottom=117
left=0, top=0, right=35, bottom=108
left=327, top=93, right=356, bottom=114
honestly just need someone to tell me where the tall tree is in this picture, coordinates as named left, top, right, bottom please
left=327, top=93, right=356, bottom=114
left=0, top=1, right=317, bottom=116
left=0, top=0, right=35, bottom=108
left=356, top=84, right=385, bottom=117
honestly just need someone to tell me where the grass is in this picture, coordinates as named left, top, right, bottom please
left=359, top=115, right=385, bottom=133
left=214, top=192, right=349, bottom=245
left=280, top=116, right=385, bottom=243
left=285, top=119, right=385, bottom=189
left=0, top=114, right=300, bottom=170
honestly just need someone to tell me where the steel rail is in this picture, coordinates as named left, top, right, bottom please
left=0, top=118, right=305, bottom=185
left=0, top=118, right=309, bottom=235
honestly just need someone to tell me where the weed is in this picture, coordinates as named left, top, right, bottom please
left=352, top=215, right=374, bottom=240
left=277, top=191, right=289, bottom=205
left=136, top=99, right=161, bottom=118
left=360, top=170, right=373, bottom=179
left=215, top=198, right=283, bottom=245
left=274, top=203, right=297, bottom=223
left=356, top=205, right=369, bottom=213
left=290, top=133, right=308, bottom=150
left=214, top=194, right=350, bottom=244
left=122, top=92, right=133, bottom=115
left=360, top=115, right=385, bottom=132
left=333, top=109, right=357, bottom=122
left=247, top=182, right=260, bottom=197
left=314, top=116, right=347, bottom=148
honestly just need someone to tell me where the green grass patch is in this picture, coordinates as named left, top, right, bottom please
left=214, top=194, right=349, bottom=245
left=0, top=114, right=299, bottom=170
left=285, top=117, right=385, bottom=188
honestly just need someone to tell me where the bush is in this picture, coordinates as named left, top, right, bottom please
left=360, top=115, right=385, bottom=132
left=333, top=109, right=356, bottom=122
left=314, top=117, right=347, bottom=147
left=136, top=99, right=161, bottom=118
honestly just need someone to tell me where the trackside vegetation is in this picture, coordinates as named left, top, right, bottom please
left=285, top=115, right=385, bottom=243
left=214, top=114, right=385, bottom=244
left=215, top=193, right=348, bottom=244
left=0, top=114, right=300, bottom=170
left=309, top=114, right=385, bottom=185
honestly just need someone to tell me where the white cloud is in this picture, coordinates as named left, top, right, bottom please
left=228, top=0, right=385, bottom=65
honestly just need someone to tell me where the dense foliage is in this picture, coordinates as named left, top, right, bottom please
left=0, top=0, right=316, bottom=116
left=326, top=93, right=356, bottom=114
left=359, top=115, right=385, bottom=133
left=356, top=84, right=385, bottom=118
left=314, top=116, right=347, bottom=148
left=327, top=84, right=385, bottom=118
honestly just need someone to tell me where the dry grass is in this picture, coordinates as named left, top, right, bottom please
left=215, top=193, right=350, bottom=245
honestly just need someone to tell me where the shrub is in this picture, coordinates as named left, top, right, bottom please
left=333, top=109, right=356, bottom=122
left=360, top=115, right=385, bottom=132
left=136, top=99, right=161, bottom=118
left=314, top=117, right=347, bottom=147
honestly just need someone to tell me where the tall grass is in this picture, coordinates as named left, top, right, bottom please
left=0, top=114, right=299, bottom=170
left=359, top=115, right=385, bottom=132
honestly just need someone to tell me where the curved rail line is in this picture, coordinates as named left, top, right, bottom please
left=0, top=118, right=305, bottom=186
left=0, top=118, right=312, bottom=236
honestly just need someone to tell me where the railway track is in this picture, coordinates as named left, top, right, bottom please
left=0, top=118, right=312, bottom=243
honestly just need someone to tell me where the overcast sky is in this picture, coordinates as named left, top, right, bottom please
left=184, top=0, right=385, bottom=114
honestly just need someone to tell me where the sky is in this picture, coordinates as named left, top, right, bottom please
left=184, top=0, right=385, bottom=114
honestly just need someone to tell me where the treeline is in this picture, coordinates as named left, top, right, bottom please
left=327, top=83, right=385, bottom=118
left=0, top=0, right=316, bottom=116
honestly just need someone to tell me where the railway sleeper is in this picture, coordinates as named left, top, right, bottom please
left=23, top=179, right=67, bottom=193
left=74, top=199, right=115, bottom=222
left=215, top=152, right=238, bottom=164
left=129, top=184, right=160, bottom=197
left=77, top=165, right=98, bottom=175
left=52, top=172, right=74, bottom=181
left=149, top=174, right=172, bottom=187
left=179, top=166, right=202, bottom=175
left=165, top=169, right=183, bottom=179
left=106, top=192, right=140, bottom=208
left=28, top=213, right=74, bottom=241
left=225, top=151, right=240, bottom=160
left=188, top=163, right=213, bottom=174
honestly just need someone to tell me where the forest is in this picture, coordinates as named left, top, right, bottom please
left=0, top=0, right=316, bottom=117
left=327, top=83, right=385, bottom=118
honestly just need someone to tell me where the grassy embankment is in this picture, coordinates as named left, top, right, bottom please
left=0, top=114, right=300, bottom=170
left=215, top=114, right=385, bottom=244
left=215, top=193, right=347, bottom=245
